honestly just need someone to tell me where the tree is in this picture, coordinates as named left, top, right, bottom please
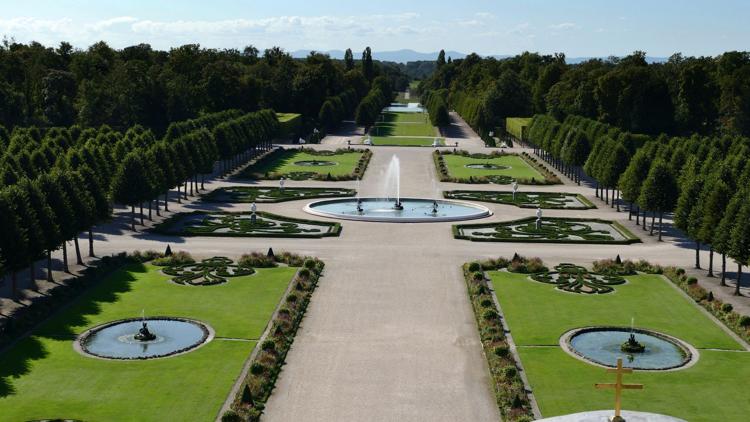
left=37, top=172, right=76, bottom=276
left=436, top=50, right=446, bottom=69
left=0, top=189, right=30, bottom=299
left=697, top=179, right=731, bottom=277
left=729, top=198, right=750, bottom=295
left=344, top=48, right=354, bottom=71
left=619, top=149, right=652, bottom=220
left=715, top=191, right=744, bottom=286
left=18, top=178, right=61, bottom=283
left=361, top=47, right=374, bottom=81
left=111, top=153, right=152, bottom=230
left=638, top=160, right=679, bottom=240
left=674, top=171, right=705, bottom=268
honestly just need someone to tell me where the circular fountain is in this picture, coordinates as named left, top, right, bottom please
left=76, top=317, right=213, bottom=360
left=560, top=327, right=697, bottom=371
left=304, top=155, right=492, bottom=222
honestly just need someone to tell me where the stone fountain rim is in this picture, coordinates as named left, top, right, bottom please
left=303, top=196, right=493, bottom=223
left=74, top=316, right=215, bottom=361
left=559, top=326, right=699, bottom=372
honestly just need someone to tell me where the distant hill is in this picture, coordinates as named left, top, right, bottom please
left=290, top=48, right=667, bottom=64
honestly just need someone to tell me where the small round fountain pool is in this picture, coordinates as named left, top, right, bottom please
left=304, top=197, right=491, bottom=222
left=77, top=318, right=212, bottom=360
left=561, top=327, right=696, bottom=371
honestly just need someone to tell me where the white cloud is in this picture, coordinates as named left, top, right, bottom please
left=549, top=22, right=578, bottom=31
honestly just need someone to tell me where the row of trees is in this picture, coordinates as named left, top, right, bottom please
left=422, top=89, right=450, bottom=127
left=527, top=113, right=750, bottom=294
left=0, top=41, right=407, bottom=133
left=354, top=77, right=394, bottom=130
left=419, top=50, right=750, bottom=138
left=0, top=110, right=278, bottom=298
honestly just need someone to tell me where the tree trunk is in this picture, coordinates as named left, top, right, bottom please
left=721, top=254, right=727, bottom=286
left=47, top=250, right=54, bottom=282
left=177, top=185, right=182, bottom=203
left=605, top=187, right=609, bottom=204
left=595, top=182, right=599, bottom=198
left=164, top=191, right=170, bottom=211
left=695, top=241, right=701, bottom=269
left=88, top=229, right=94, bottom=257
left=635, top=205, right=640, bottom=224
left=29, top=262, right=35, bottom=286
left=131, top=205, right=136, bottom=231
left=62, top=242, right=69, bottom=272
left=139, top=203, right=144, bottom=225
left=650, top=212, right=656, bottom=235
left=707, top=247, right=714, bottom=277
left=628, top=202, right=633, bottom=220
left=643, top=209, right=648, bottom=230
left=184, top=180, right=188, bottom=199
left=201, top=174, right=205, bottom=190
left=73, top=236, right=83, bottom=265
left=189, top=178, right=193, bottom=196
left=148, top=200, right=153, bottom=221
left=735, top=264, right=742, bottom=296
left=658, top=212, right=663, bottom=241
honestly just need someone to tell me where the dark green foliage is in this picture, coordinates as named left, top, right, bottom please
left=444, top=190, right=594, bottom=209
left=153, top=211, right=342, bottom=238
left=202, top=186, right=355, bottom=203
left=455, top=217, right=641, bottom=244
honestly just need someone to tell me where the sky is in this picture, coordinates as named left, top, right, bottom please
left=1, top=0, right=748, bottom=57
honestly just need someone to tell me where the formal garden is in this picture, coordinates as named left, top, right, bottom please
left=0, top=251, right=323, bottom=422
left=201, top=186, right=355, bottom=203
left=444, top=190, right=595, bottom=209
left=463, top=256, right=750, bottom=422
left=364, top=111, right=444, bottom=146
left=454, top=217, right=640, bottom=244
left=237, top=148, right=371, bottom=181
left=153, top=211, right=341, bottom=238
left=434, top=150, right=560, bottom=184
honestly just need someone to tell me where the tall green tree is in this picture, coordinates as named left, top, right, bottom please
left=638, top=160, right=679, bottom=240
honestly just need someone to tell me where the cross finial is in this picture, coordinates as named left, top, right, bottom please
left=595, top=358, right=644, bottom=421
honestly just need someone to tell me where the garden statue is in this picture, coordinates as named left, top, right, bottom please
left=432, top=201, right=439, bottom=214
left=134, top=310, right=156, bottom=341
left=432, top=138, right=439, bottom=147
left=251, top=202, right=257, bottom=224
left=536, top=206, right=543, bottom=230
left=512, top=181, right=518, bottom=200
left=279, top=177, right=285, bottom=191
left=356, top=198, right=364, bottom=213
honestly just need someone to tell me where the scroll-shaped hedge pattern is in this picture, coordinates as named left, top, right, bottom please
left=163, top=257, right=255, bottom=286
left=530, top=263, right=626, bottom=294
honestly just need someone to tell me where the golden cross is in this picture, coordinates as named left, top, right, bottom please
left=595, top=358, right=644, bottom=421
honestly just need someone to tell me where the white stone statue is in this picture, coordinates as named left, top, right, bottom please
left=536, top=206, right=543, bottom=230
left=279, top=177, right=285, bottom=191
left=512, top=181, right=518, bottom=200
left=251, top=202, right=257, bottom=214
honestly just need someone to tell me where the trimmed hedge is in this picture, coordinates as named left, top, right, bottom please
left=237, top=147, right=372, bottom=181
left=443, top=190, right=595, bottom=210
left=463, top=262, right=534, bottom=420
left=201, top=187, right=355, bottom=203
left=152, top=211, right=342, bottom=238
left=433, top=150, right=561, bottom=185
left=453, top=217, right=642, bottom=244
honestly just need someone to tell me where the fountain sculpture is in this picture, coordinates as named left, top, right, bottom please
left=134, top=310, right=156, bottom=341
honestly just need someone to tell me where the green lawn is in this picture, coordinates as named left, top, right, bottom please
left=372, top=122, right=435, bottom=137
left=371, top=136, right=443, bottom=146
left=0, top=263, right=297, bottom=421
left=249, top=150, right=363, bottom=178
left=488, top=271, right=750, bottom=421
left=380, top=111, right=428, bottom=124
left=443, top=154, right=544, bottom=181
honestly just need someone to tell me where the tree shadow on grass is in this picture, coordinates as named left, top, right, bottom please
left=0, top=263, right=147, bottom=398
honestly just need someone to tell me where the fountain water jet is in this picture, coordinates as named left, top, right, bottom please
left=384, top=155, right=402, bottom=209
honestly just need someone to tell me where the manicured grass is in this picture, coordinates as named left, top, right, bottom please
left=488, top=271, right=749, bottom=421
left=0, top=263, right=297, bottom=421
left=506, top=117, right=532, bottom=140
left=454, top=217, right=641, bottom=244
left=153, top=211, right=342, bottom=238
left=248, top=150, right=363, bottom=178
left=408, top=80, right=420, bottom=90
left=371, top=136, right=443, bottom=146
left=372, top=122, right=435, bottom=137
left=442, top=154, right=544, bottom=181
left=380, top=111, right=428, bottom=123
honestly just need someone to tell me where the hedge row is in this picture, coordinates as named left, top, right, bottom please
left=226, top=256, right=325, bottom=422
left=422, top=89, right=450, bottom=127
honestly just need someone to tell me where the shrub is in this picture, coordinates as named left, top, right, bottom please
left=722, top=303, right=733, bottom=313
left=503, top=366, right=517, bottom=379
left=261, top=340, right=276, bottom=352
left=304, top=259, right=317, bottom=270
left=687, top=277, right=698, bottom=285
left=480, top=298, right=494, bottom=308
left=250, top=362, right=266, bottom=375
left=222, top=410, right=242, bottom=422
left=494, top=345, right=510, bottom=357
left=238, top=252, right=277, bottom=268
left=152, top=251, right=195, bottom=267
left=482, top=309, right=499, bottom=321
left=298, top=268, right=311, bottom=279
left=525, top=257, right=547, bottom=273
left=286, top=293, right=299, bottom=304
left=740, top=316, right=750, bottom=327
left=468, top=262, right=482, bottom=272
left=472, top=271, right=485, bottom=282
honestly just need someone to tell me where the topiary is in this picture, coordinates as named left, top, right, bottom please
left=722, top=302, right=733, bottom=313
left=494, top=345, right=510, bottom=357
left=503, top=366, right=517, bottom=379
left=222, top=410, right=242, bottom=422
left=468, top=262, right=481, bottom=272
left=740, top=315, right=750, bottom=327
left=480, top=298, right=494, bottom=308
left=687, top=277, right=698, bottom=285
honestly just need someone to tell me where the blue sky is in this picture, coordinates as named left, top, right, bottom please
left=1, top=0, right=748, bottom=56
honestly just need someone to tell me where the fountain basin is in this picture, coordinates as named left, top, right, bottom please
left=560, top=327, right=697, bottom=371
left=304, top=197, right=492, bottom=222
left=76, top=317, right=213, bottom=360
